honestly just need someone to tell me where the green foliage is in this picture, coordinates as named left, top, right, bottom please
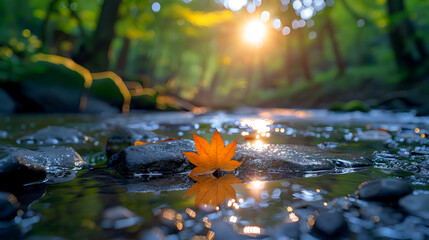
left=0, top=0, right=428, bottom=109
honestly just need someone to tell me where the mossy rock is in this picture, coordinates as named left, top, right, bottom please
left=89, top=77, right=126, bottom=109
left=131, top=93, right=158, bottom=109
left=18, top=61, right=86, bottom=89
left=329, top=100, right=370, bottom=112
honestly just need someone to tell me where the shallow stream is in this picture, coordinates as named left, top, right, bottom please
left=1, top=108, right=429, bottom=239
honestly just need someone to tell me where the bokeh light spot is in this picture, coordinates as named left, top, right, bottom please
left=152, top=2, right=161, bottom=13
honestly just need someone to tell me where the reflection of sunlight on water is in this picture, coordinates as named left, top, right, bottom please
left=240, top=118, right=273, bottom=134
left=289, top=212, right=300, bottom=222
left=246, top=139, right=267, bottom=151
left=243, top=226, right=262, bottom=236
left=259, top=109, right=312, bottom=119
left=249, top=180, right=265, bottom=190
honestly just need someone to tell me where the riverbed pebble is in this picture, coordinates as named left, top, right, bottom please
left=357, top=178, right=412, bottom=201
left=0, top=192, right=20, bottom=221
left=399, top=194, right=429, bottom=220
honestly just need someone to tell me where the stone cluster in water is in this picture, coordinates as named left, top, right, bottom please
left=0, top=110, right=428, bottom=239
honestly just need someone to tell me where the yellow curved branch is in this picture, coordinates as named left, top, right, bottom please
left=91, top=71, right=131, bottom=114
left=31, top=53, right=93, bottom=88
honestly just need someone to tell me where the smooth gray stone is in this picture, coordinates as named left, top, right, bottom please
left=399, top=194, right=429, bottom=219
left=109, top=139, right=371, bottom=174
left=0, top=153, right=47, bottom=186
left=0, top=192, right=20, bottom=220
left=19, top=126, right=86, bottom=144
left=312, top=211, right=347, bottom=237
left=106, top=126, right=165, bottom=158
left=358, top=178, right=412, bottom=201
left=0, top=145, right=86, bottom=184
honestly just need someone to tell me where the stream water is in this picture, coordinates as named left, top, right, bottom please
left=1, top=108, right=429, bottom=240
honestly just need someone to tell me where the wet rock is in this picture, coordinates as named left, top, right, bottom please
left=396, top=132, right=422, bottom=142
left=101, top=206, right=143, bottom=229
left=275, top=222, right=300, bottom=239
left=106, top=126, right=165, bottom=158
left=0, top=153, right=47, bottom=186
left=312, top=211, right=347, bottom=237
left=419, top=160, right=429, bottom=175
left=317, top=142, right=341, bottom=149
left=236, top=144, right=370, bottom=172
left=0, top=88, right=15, bottom=113
left=356, top=130, right=391, bottom=141
left=399, top=194, right=429, bottom=220
left=109, top=140, right=194, bottom=174
left=412, top=150, right=429, bottom=155
left=358, top=178, right=412, bottom=201
left=211, top=220, right=242, bottom=240
left=359, top=203, right=404, bottom=225
left=140, top=228, right=167, bottom=240
left=0, top=192, right=20, bottom=221
left=109, top=139, right=371, bottom=175
left=18, top=126, right=87, bottom=144
left=5, top=184, right=47, bottom=210
left=0, top=145, right=86, bottom=183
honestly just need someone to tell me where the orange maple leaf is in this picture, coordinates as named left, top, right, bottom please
left=183, top=129, right=242, bottom=176
left=183, top=174, right=243, bottom=208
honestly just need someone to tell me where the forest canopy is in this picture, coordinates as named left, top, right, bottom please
left=0, top=0, right=428, bottom=113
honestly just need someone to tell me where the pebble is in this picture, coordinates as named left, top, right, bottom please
left=275, top=222, right=300, bottom=239
left=356, top=130, right=391, bottom=141
left=358, top=178, right=412, bottom=201
left=399, top=194, right=429, bottom=220
left=312, top=211, right=347, bottom=237
left=0, top=192, right=20, bottom=221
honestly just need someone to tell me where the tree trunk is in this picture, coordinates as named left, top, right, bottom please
left=40, top=0, right=59, bottom=53
left=297, top=30, right=312, bottom=82
left=326, top=16, right=346, bottom=77
left=115, top=37, right=130, bottom=73
left=73, top=0, right=122, bottom=71
left=387, top=0, right=427, bottom=80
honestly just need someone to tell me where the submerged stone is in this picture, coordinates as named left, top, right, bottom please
left=106, top=126, right=165, bottom=158
left=109, top=139, right=194, bottom=174
left=0, top=153, right=47, bottom=186
left=312, top=211, right=347, bottom=237
left=0, top=192, right=20, bottom=221
left=101, top=206, right=142, bottom=229
left=357, top=178, right=412, bottom=201
left=399, top=194, right=429, bottom=220
left=275, top=222, right=300, bottom=239
left=356, top=130, right=391, bottom=141
left=109, top=139, right=371, bottom=176
left=18, top=126, right=87, bottom=144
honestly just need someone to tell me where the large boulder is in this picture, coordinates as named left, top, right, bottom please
left=109, top=139, right=371, bottom=176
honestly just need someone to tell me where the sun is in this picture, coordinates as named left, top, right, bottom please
left=242, top=19, right=267, bottom=47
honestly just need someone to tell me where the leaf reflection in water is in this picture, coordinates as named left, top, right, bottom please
left=183, top=174, right=242, bottom=209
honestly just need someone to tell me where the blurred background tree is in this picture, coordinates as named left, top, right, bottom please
left=0, top=0, right=428, bottom=113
